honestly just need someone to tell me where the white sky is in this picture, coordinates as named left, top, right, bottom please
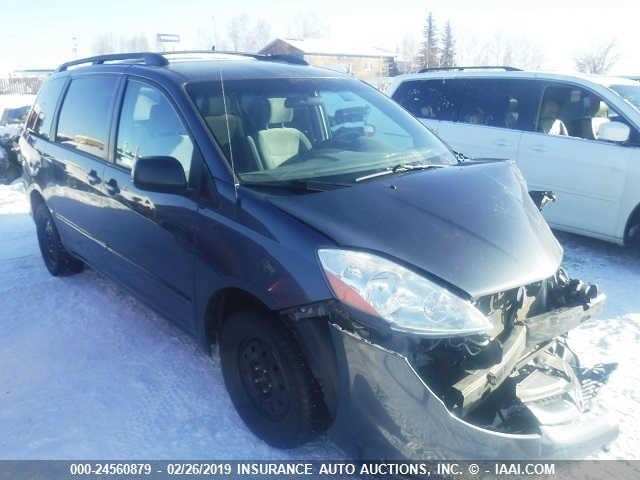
left=1, top=0, right=639, bottom=75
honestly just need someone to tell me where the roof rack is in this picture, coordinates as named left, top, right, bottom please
left=56, top=52, right=168, bottom=72
left=55, top=50, right=308, bottom=73
left=417, top=66, right=522, bottom=73
left=162, top=50, right=308, bottom=66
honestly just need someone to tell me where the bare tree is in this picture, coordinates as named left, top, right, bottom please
left=416, top=12, right=439, bottom=69
left=246, top=20, right=272, bottom=52
left=91, top=33, right=116, bottom=54
left=458, top=32, right=544, bottom=70
left=120, top=34, right=150, bottom=52
left=439, top=21, right=455, bottom=67
left=227, top=15, right=273, bottom=52
left=574, top=40, right=619, bottom=74
left=287, top=11, right=327, bottom=39
left=228, top=14, right=248, bottom=52
left=91, top=33, right=151, bottom=54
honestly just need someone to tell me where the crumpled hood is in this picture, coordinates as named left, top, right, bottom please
left=268, top=161, right=563, bottom=298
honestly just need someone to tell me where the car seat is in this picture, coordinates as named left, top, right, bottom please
left=248, top=98, right=312, bottom=170
left=539, top=100, right=568, bottom=136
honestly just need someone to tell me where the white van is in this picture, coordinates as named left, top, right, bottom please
left=388, top=68, right=640, bottom=246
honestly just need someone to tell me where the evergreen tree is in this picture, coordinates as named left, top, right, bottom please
left=416, top=12, right=439, bottom=70
left=440, top=21, right=456, bottom=67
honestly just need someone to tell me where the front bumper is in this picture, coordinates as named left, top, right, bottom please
left=327, top=294, right=617, bottom=460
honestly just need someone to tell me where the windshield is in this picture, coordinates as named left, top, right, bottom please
left=187, top=77, right=456, bottom=185
left=611, top=84, right=640, bottom=111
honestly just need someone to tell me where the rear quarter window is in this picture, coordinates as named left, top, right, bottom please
left=55, top=76, right=119, bottom=159
left=25, top=77, right=66, bottom=140
left=392, top=79, right=458, bottom=121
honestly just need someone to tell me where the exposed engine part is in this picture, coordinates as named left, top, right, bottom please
left=403, top=269, right=607, bottom=432
left=579, top=363, right=617, bottom=405
left=450, top=326, right=526, bottom=415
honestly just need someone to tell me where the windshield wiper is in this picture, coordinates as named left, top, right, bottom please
left=240, top=179, right=350, bottom=192
left=355, top=163, right=442, bottom=183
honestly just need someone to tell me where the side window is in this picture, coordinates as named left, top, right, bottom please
left=116, top=80, right=194, bottom=180
left=391, top=79, right=458, bottom=121
left=537, top=84, right=633, bottom=142
left=454, top=79, right=542, bottom=131
left=26, top=77, right=66, bottom=140
left=56, top=76, right=119, bottom=158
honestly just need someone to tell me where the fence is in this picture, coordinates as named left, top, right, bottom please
left=0, top=77, right=43, bottom=95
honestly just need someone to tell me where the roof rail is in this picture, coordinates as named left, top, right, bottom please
left=417, top=66, right=522, bottom=73
left=56, top=52, right=168, bottom=72
left=162, top=50, right=308, bottom=66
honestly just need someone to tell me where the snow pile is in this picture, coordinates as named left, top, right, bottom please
left=0, top=182, right=637, bottom=459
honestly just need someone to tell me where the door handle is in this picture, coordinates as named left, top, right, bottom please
left=495, top=140, right=511, bottom=147
left=87, top=169, right=101, bottom=185
left=529, top=145, right=547, bottom=153
left=105, top=179, right=120, bottom=196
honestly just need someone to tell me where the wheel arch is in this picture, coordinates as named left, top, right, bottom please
left=624, top=202, right=640, bottom=246
left=29, top=188, right=46, bottom=215
left=202, top=286, right=339, bottom=420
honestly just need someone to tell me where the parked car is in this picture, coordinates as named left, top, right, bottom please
left=0, top=94, right=35, bottom=182
left=20, top=52, right=616, bottom=460
left=389, top=67, right=640, bottom=246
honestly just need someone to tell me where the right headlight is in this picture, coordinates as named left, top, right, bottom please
left=318, top=249, right=493, bottom=337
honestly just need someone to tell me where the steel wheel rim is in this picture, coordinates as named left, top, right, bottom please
left=237, top=337, right=290, bottom=419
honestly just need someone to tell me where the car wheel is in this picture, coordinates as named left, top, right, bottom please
left=219, top=309, right=327, bottom=448
left=34, top=203, right=84, bottom=276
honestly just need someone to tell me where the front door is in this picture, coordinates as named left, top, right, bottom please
left=100, top=78, right=200, bottom=326
left=518, top=83, right=634, bottom=239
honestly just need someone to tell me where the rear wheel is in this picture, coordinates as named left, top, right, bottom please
left=34, top=203, right=83, bottom=276
left=219, top=309, right=327, bottom=448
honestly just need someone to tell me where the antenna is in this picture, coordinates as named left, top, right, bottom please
left=218, top=67, right=239, bottom=196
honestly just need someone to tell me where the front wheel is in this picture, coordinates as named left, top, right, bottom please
left=34, top=203, right=83, bottom=276
left=219, top=310, right=328, bottom=448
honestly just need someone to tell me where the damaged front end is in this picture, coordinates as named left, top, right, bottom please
left=322, top=269, right=617, bottom=460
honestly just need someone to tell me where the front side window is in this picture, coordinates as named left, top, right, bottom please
left=25, top=77, right=66, bottom=140
left=610, top=84, right=640, bottom=112
left=187, top=77, right=456, bottom=185
left=116, top=80, right=194, bottom=179
left=56, top=76, right=119, bottom=158
left=537, top=84, right=637, bottom=142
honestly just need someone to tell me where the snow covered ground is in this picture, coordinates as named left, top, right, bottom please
left=0, top=181, right=638, bottom=460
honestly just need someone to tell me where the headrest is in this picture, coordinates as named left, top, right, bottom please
left=206, top=96, right=227, bottom=116
left=584, top=94, right=601, bottom=117
left=540, top=100, right=560, bottom=119
left=596, top=101, right=609, bottom=117
left=268, top=98, right=294, bottom=125
left=148, top=101, right=182, bottom=135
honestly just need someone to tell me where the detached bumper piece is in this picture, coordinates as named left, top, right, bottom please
left=327, top=277, right=618, bottom=460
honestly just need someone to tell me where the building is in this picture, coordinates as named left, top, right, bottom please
left=259, top=38, right=396, bottom=79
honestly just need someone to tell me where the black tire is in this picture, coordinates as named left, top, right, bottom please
left=34, top=203, right=84, bottom=276
left=219, top=310, right=327, bottom=448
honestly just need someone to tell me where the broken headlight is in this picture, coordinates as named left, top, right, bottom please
left=318, top=249, right=493, bottom=337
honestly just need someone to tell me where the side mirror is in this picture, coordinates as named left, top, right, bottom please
left=597, top=121, right=630, bottom=143
left=133, top=156, right=187, bottom=193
